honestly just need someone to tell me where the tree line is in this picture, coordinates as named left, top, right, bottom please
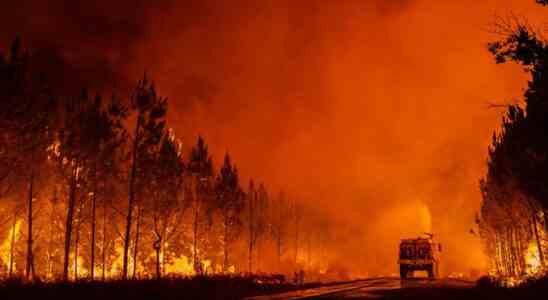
left=0, top=38, right=332, bottom=281
left=479, top=0, right=548, bottom=279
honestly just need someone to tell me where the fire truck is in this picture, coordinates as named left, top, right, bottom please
left=398, top=234, right=441, bottom=279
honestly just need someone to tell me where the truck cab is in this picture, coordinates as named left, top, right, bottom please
left=398, top=235, right=441, bottom=279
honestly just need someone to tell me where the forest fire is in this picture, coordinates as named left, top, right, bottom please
left=0, top=219, right=21, bottom=275
left=525, top=241, right=542, bottom=276
left=2, top=1, right=548, bottom=299
left=0, top=39, right=335, bottom=281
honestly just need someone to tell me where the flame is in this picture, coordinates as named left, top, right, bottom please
left=105, top=240, right=233, bottom=278
left=163, top=255, right=215, bottom=276
left=110, top=243, right=141, bottom=278
left=165, top=255, right=194, bottom=275
left=69, top=253, right=88, bottom=279
left=109, top=244, right=124, bottom=277
left=0, top=219, right=22, bottom=273
left=525, top=241, right=542, bottom=275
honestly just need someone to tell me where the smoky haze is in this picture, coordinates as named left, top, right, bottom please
left=1, top=0, right=544, bottom=276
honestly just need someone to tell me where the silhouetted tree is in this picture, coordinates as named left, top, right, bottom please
left=122, top=75, right=167, bottom=279
left=247, top=180, right=257, bottom=273
left=480, top=1, right=548, bottom=275
left=255, top=183, right=269, bottom=271
left=272, top=190, right=290, bottom=268
left=144, top=131, right=185, bottom=279
left=187, top=136, right=214, bottom=273
left=54, top=90, right=95, bottom=281
left=79, top=95, right=127, bottom=280
left=293, top=200, right=303, bottom=268
left=215, top=154, right=244, bottom=272
left=0, top=37, right=58, bottom=280
left=0, top=36, right=316, bottom=279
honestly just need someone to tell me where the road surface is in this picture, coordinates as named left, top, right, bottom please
left=246, top=278, right=475, bottom=300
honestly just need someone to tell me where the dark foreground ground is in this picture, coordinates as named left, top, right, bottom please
left=0, top=276, right=354, bottom=300
left=387, top=279, right=548, bottom=300
left=312, top=277, right=548, bottom=300
left=372, top=286, right=548, bottom=300
left=0, top=276, right=546, bottom=300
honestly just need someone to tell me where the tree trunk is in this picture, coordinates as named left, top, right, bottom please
left=494, top=233, right=502, bottom=275
left=248, top=192, right=253, bottom=273
left=155, top=239, right=161, bottom=279
left=47, top=191, right=56, bottom=279
left=132, top=204, right=142, bottom=279
left=123, top=117, right=141, bottom=280
left=544, top=209, right=548, bottom=236
left=63, top=166, right=78, bottom=281
left=25, top=171, right=34, bottom=280
left=295, top=208, right=299, bottom=267
left=123, top=171, right=135, bottom=280
left=102, top=195, right=107, bottom=281
left=532, top=213, right=545, bottom=267
left=276, top=200, right=282, bottom=268
left=162, top=238, right=167, bottom=277
left=224, top=215, right=229, bottom=272
left=193, top=207, right=200, bottom=273
left=307, top=235, right=311, bottom=270
left=74, top=213, right=81, bottom=280
left=90, top=170, right=97, bottom=280
left=257, top=238, right=261, bottom=272
left=192, top=180, right=199, bottom=272
left=9, top=209, right=17, bottom=277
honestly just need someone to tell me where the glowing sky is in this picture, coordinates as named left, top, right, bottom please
left=1, top=0, right=545, bottom=275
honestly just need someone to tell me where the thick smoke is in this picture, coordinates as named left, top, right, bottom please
left=1, top=0, right=544, bottom=276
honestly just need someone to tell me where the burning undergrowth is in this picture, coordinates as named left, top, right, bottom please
left=0, top=37, right=342, bottom=284
left=478, top=2, right=548, bottom=287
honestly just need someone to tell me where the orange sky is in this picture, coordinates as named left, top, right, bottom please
left=2, top=0, right=545, bottom=276
left=129, top=0, right=542, bottom=275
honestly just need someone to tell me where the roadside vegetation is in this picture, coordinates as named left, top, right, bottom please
left=477, top=0, right=548, bottom=285
left=0, top=36, right=334, bottom=282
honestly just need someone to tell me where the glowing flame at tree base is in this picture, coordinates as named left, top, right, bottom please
left=0, top=219, right=22, bottom=276
left=525, top=241, right=542, bottom=276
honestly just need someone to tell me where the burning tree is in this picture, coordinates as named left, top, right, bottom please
left=143, top=131, right=185, bottom=279
left=52, top=90, right=127, bottom=281
left=271, top=190, right=291, bottom=270
left=479, top=1, right=548, bottom=281
left=0, top=37, right=335, bottom=282
left=0, top=37, right=59, bottom=280
left=214, top=154, right=244, bottom=272
left=246, top=180, right=270, bottom=273
left=122, top=76, right=167, bottom=280
left=187, top=137, right=214, bottom=274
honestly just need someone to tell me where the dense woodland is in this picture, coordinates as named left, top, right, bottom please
left=0, top=38, right=333, bottom=281
left=479, top=0, right=548, bottom=280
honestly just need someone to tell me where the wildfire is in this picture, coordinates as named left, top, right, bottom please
left=164, top=255, right=194, bottom=275
left=163, top=255, right=216, bottom=276
left=110, top=243, right=141, bottom=278
left=69, top=254, right=89, bottom=280
left=0, top=219, right=22, bottom=274
left=525, top=242, right=542, bottom=276
left=105, top=241, right=232, bottom=278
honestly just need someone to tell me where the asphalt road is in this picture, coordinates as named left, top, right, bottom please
left=246, top=278, right=475, bottom=300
